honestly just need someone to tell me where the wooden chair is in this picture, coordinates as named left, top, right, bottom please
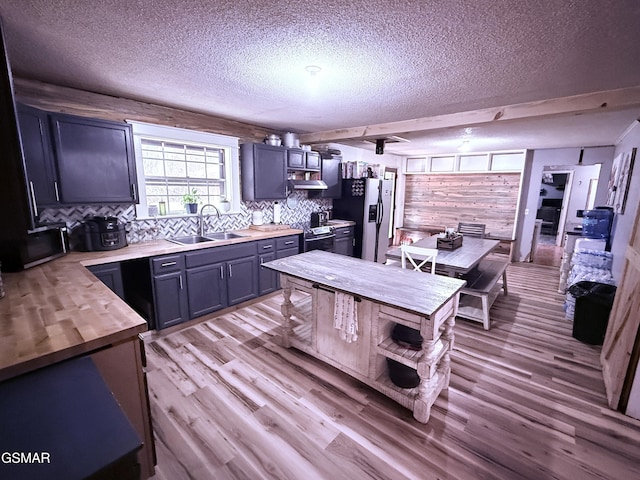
left=400, top=245, right=438, bottom=274
left=457, top=222, right=486, bottom=238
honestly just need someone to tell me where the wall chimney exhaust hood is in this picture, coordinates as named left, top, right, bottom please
left=288, top=179, right=328, bottom=190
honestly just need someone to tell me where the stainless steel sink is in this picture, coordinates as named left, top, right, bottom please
left=167, top=232, right=244, bottom=245
left=205, top=232, right=244, bottom=240
left=167, top=235, right=217, bottom=245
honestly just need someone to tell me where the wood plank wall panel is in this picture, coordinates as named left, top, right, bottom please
left=403, top=172, right=521, bottom=239
left=601, top=201, right=640, bottom=409
left=13, top=78, right=269, bottom=144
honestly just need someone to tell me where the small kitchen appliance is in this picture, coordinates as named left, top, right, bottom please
left=310, top=211, right=329, bottom=227
left=82, top=216, right=127, bottom=251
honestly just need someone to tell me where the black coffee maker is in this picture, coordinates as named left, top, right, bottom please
left=82, top=216, right=127, bottom=251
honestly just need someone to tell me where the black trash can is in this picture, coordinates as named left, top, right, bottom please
left=568, top=281, right=617, bottom=345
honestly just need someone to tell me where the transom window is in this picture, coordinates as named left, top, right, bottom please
left=129, top=121, right=240, bottom=217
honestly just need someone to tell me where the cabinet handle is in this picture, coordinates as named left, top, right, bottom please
left=131, top=183, right=137, bottom=200
left=284, top=241, right=294, bottom=245
left=228, top=264, right=233, bottom=278
left=220, top=265, right=224, bottom=279
left=161, top=261, right=177, bottom=267
left=53, top=181, right=60, bottom=202
left=179, top=275, right=183, bottom=290
left=262, top=245, right=273, bottom=250
left=29, top=181, right=38, bottom=215
left=60, top=228, right=68, bottom=253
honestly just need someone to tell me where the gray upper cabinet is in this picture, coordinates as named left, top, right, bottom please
left=16, top=105, right=138, bottom=206
left=16, top=104, right=59, bottom=211
left=241, top=143, right=287, bottom=200
left=49, top=113, right=138, bottom=204
left=286, top=148, right=321, bottom=171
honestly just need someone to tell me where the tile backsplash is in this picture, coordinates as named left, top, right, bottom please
left=39, top=191, right=331, bottom=248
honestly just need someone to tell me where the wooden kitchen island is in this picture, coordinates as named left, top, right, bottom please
left=263, top=251, right=466, bottom=423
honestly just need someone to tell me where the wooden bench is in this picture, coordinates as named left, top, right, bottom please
left=457, top=259, right=509, bottom=330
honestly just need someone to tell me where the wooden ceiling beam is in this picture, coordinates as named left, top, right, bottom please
left=299, top=86, right=640, bottom=144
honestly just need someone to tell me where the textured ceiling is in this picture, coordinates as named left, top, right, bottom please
left=1, top=0, right=640, bottom=155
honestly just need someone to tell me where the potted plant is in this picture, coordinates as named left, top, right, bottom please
left=182, top=188, right=200, bottom=214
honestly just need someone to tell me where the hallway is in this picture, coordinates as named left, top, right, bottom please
left=532, top=234, right=563, bottom=267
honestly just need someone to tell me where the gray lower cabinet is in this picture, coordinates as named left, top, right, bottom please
left=184, top=242, right=258, bottom=321
left=227, top=255, right=259, bottom=304
left=258, top=239, right=277, bottom=295
left=257, top=235, right=300, bottom=296
left=87, top=262, right=125, bottom=300
left=147, top=236, right=299, bottom=330
left=258, top=251, right=277, bottom=295
left=151, top=254, right=189, bottom=330
left=334, top=226, right=354, bottom=256
left=186, top=262, right=226, bottom=318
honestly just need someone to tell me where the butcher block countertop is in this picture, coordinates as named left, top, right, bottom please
left=0, top=227, right=302, bottom=381
left=264, top=250, right=466, bottom=317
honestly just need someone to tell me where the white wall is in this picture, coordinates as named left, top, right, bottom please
left=515, top=146, right=614, bottom=261
left=609, top=122, right=640, bottom=280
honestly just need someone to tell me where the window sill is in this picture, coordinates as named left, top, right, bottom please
left=135, top=211, right=240, bottom=221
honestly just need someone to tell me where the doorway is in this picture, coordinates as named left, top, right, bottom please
left=533, top=170, right=572, bottom=266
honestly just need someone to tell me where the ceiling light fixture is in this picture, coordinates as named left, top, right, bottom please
left=305, top=65, right=322, bottom=76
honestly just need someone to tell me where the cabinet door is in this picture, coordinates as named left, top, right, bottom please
left=153, top=271, right=188, bottom=329
left=305, top=151, right=321, bottom=171
left=286, top=148, right=305, bottom=169
left=334, top=236, right=354, bottom=256
left=227, top=255, right=258, bottom=305
left=49, top=113, right=138, bottom=204
left=241, top=143, right=287, bottom=201
left=186, top=263, right=227, bottom=318
left=334, top=227, right=354, bottom=256
left=16, top=104, right=59, bottom=208
left=88, top=263, right=125, bottom=300
left=258, top=252, right=277, bottom=296
left=313, top=157, right=342, bottom=199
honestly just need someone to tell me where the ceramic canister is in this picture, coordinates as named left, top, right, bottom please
left=252, top=210, right=264, bottom=225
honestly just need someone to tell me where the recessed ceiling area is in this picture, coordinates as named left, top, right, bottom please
left=1, top=0, right=639, bottom=155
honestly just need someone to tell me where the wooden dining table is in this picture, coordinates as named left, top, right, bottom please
left=386, top=235, right=500, bottom=277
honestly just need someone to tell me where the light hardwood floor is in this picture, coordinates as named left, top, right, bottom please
left=145, top=262, right=640, bottom=480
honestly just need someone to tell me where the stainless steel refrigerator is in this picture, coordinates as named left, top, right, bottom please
left=332, top=178, right=393, bottom=263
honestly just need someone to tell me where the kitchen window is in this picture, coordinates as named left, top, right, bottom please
left=129, top=121, right=241, bottom=217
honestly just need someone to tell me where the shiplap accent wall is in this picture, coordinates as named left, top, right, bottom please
left=403, top=172, right=521, bottom=239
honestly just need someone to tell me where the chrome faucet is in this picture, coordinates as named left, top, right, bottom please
left=198, top=204, right=221, bottom=236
